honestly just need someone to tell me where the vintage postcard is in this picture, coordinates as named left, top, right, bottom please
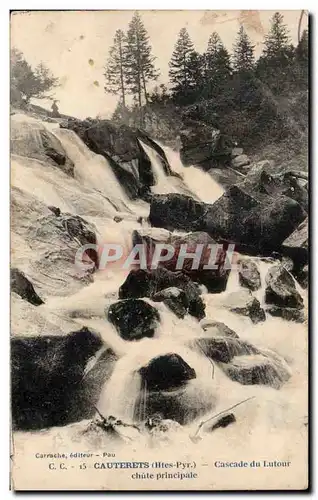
left=10, top=10, right=309, bottom=490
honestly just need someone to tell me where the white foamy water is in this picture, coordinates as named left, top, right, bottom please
left=12, top=114, right=307, bottom=483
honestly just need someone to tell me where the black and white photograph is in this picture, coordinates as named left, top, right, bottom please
left=10, top=10, right=309, bottom=490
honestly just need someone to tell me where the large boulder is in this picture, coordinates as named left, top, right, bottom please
left=265, top=265, right=304, bottom=309
left=11, top=114, right=74, bottom=176
left=11, top=327, right=117, bottom=430
left=149, top=193, right=208, bottom=232
left=224, top=289, right=266, bottom=324
left=132, top=230, right=230, bottom=293
left=11, top=268, right=44, bottom=306
left=138, top=353, right=196, bottom=391
left=204, top=184, right=306, bottom=252
left=208, top=167, right=244, bottom=189
left=238, top=258, right=261, bottom=291
left=107, top=299, right=160, bottom=341
left=118, top=268, right=206, bottom=320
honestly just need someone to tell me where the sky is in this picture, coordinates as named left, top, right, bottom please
left=11, top=10, right=306, bottom=119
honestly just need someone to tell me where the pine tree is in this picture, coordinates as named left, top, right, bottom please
left=232, top=26, right=255, bottom=73
left=256, top=12, right=295, bottom=94
left=169, top=28, right=200, bottom=102
left=204, top=32, right=232, bottom=97
left=263, top=12, right=290, bottom=59
left=125, top=12, right=159, bottom=107
left=104, top=29, right=127, bottom=107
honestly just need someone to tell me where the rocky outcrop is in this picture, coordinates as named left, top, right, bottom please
left=118, top=268, right=205, bottom=320
left=11, top=327, right=117, bottom=430
left=238, top=259, right=261, bottom=291
left=208, top=167, right=244, bottom=189
left=107, top=299, right=160, bottom=341
left=11, top=114, right=74, bottom=176
left=224, top=290, right=266, bottom=324
left=152, top=287, right=189, bottom=318
left=139, top=353, right=196, bottom=391
left=149, top=193, right=208, bottom=232
left=62, top=118, right=174, bottom=200
left=265, top=265, right=304, bottom=309
left=11, top=268, right=44, bottom=306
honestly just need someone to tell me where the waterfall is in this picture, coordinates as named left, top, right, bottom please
left=139, top=139, right=224, bottom=204
left=160, top=142, right=225, bottom=204
left=54, top=128, right=133, bottom=214
left=12, top=112, right=308, bottom=466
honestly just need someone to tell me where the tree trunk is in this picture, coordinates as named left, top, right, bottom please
left=119, top=39, right=126, bottom=107
left=142, top=71, right=148, bottom=104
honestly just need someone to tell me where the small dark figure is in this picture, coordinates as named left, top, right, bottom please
left=51, top=100, right=60, bottom=118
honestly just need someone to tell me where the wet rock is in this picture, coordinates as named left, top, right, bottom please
left=204, top=185, right=306, bottom=252
left=152, top=287, right=189, bottom=318
left=149, top=193, right=207, bottom=232
left=267, top=306, right=305, bottom=323
left=282, top=218, right=308, bottom=269
left=11, top=114, right=74, bottom=176
left=107, top=299, right=160, bottom=341
left=118, top=268, right=205, bottom=320
left=11, top=268, right=44, bottom=306
left=132, top=230, right=230, bottom=293
left=200, top=320, right=239, bottom=339
left=139, top=353, right=196, bottom=391
left=221, top=354, right=291, bottom=389
left=11, top=327, right=117, bottom=430
left=225, top=289, right=266, bottom=324
left=195, top=337, right=260, bottom=363
left=265, top=265, right=304, bottom=309
left=209, top=413, right=236, bottom=432
left=238, top=259, right=261, bottom=291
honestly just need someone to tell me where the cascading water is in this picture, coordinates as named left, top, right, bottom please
left=12, top=113, right=307, bottom=478
left=139, top=139, right=224, bottom=203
